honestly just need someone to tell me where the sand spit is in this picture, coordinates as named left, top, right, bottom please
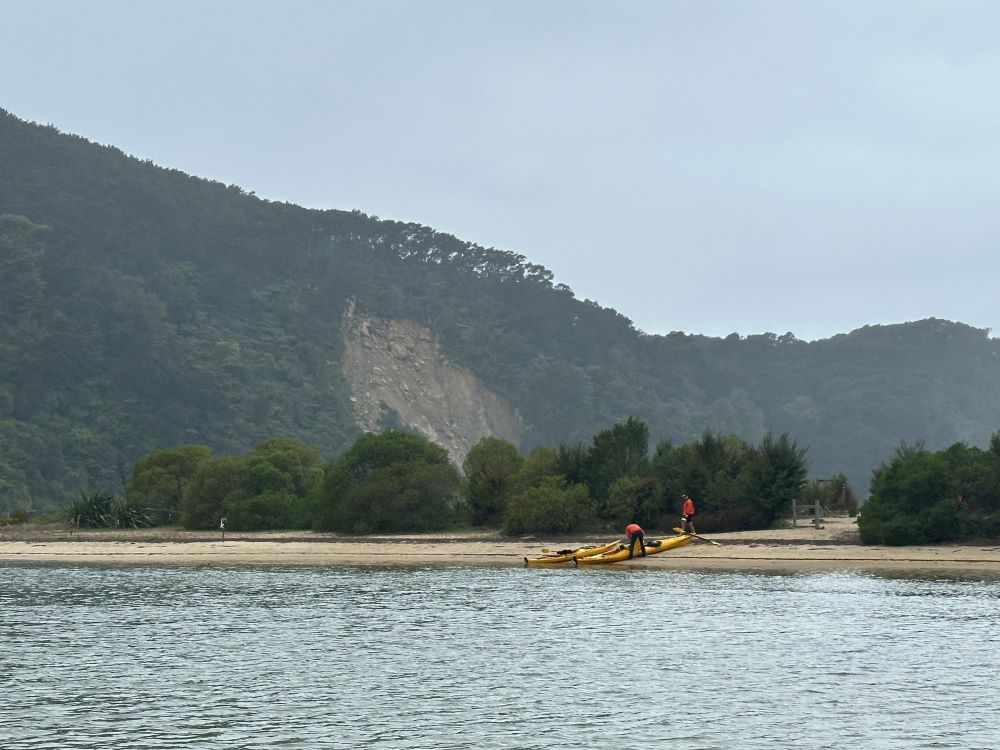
left=2, top=518, right=999, bottom=573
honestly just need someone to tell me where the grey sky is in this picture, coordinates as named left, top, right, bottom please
left=3, top=0, right=998, bottom=341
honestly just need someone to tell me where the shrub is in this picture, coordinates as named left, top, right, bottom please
left=0, top=509, right=27, bottom=526
left=66, top=492, right=150, bottom=529
left=224, top=491, right=296, bottom=531
left=502, top=478, right=596, bottom=535
left=315, top=431, right=462, bottom=533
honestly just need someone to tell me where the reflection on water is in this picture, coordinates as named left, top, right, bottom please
left=2, top=564, right=998, bottom=749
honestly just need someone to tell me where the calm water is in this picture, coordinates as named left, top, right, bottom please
left=2, top=563, right=999, bottom=750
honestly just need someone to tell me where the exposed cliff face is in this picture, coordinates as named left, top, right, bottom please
left=341, top=306, right=523, bottom=465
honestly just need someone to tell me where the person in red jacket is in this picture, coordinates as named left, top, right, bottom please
left=624, top=522, right=645, bottom=559
left=681, top=494, right=696, bottom=535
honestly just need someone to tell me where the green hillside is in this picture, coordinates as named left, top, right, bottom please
left=3, top=108, right=1000, bottom=512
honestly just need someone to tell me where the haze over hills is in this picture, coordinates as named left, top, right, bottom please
left=3, top=108, right=1000, bottom=512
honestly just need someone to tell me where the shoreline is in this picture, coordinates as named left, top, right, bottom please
left=2, top=519, right=1000, bottom=573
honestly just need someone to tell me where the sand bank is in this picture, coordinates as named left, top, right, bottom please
left=2, top=518, right=999, bottom=573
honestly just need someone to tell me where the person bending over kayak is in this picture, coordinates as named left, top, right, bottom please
left=624, top=522, right=646, bottom=559
left=681, top=494, right=697, bottom=535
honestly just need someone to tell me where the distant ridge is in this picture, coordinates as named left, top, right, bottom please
left=3, top=108, right=1000, bottom=510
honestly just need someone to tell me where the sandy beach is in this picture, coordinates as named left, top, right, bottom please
left=3, top=517, right=1000, bottom=573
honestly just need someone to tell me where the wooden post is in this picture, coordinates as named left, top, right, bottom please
left=792, top=497, right=798, bottom=527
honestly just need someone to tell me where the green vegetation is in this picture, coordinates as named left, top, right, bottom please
left=54, top=417, right=1000, bottom=543
left=130, top=445, right=212, bottom=525
left=4, top=109, right=1000, bottom=524
left=57, top=418, right=819, bottom=536
left=503, top=477, right=596, bottom=534
left=181, top=455, right=244, bottom=529
left=66, top=491, right=150, bottom=529
left=859, top=437, right=1000, bottom=545
left=463, top=437, right=524, bottom=526
left=311, top=431, right=462, bottom=533
left=127, top=436, right=322, bottom=532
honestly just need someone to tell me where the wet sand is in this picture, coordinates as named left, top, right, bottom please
left=2, top=518, right=999, bottom=573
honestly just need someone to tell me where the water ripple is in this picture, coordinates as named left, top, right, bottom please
left=2, top=564, right=999, bottom=749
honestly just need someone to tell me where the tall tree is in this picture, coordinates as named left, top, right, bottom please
left=314, top=430, right=462, bottom=533
left=180, top=454, right=245, bottom=530
left=583, top=416, right=650, bottom=513
left=129, top=445, right=212, bottom=525
left=737, top=433, right=808, bottom=528
left=463, top=437, right=524, bottom=526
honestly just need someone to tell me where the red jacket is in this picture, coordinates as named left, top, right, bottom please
left=682, top=498, right=695, bottom=516
left=624, top=523, right=643, bottom=537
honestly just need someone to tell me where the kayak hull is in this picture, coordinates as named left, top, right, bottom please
left=574, top=533, right=692, bottom=565
left=524, top=539, right=621, bottom=566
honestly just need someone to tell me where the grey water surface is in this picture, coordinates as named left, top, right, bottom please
left=2, top=563, right=998, bottom=749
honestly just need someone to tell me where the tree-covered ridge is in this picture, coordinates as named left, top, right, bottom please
left=3, top=107, right=1000, bottom=511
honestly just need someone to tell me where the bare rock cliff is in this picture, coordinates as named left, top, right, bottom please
left=341, top=306, right=523, bottom=465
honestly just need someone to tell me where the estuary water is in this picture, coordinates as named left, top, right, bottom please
left=1, top=563, right=998, bottom=750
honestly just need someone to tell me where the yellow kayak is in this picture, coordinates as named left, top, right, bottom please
left=524, top=539, right=621, bottom=566
left=574, top=533, right=693, bottom=565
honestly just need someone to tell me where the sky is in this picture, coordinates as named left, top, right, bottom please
left=2, top=0, right=998, bottom=341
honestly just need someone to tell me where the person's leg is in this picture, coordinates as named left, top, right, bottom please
left=639, top=531, right=646, bottom=556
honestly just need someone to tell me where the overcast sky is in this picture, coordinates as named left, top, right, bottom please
left=3, top=0, right=998, bottom=341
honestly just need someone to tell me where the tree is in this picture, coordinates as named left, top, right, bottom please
left=860, top=447, right=953, bottom=544
left=314, top=430, right=462, bottom=533
left=180, top=454, right=245, bottom=530
left=556, top=442, right=588, bottom=486
left=652, top=432, right=748, bottom=528
left=238, top=436, right=322, bottom=529
left=510, top=445, right=562, bottom=494
left=583, top=417, right=650, bottom=512
left=217, top=437, right=322, bottom=531
left=737, top=433, right=808, bottom=528
left=130, top=445, right=212, bottom=525
left=163, top=438, right=321, bottom=531
left=502, top=477, right=596, bottom=535
left=225, top=490, right=296, bottom=531
left=859, top=440, right=1000, bottom=545
left=605, top=475, right=659, bottom=528
left=242, top=436, right=321, bottom=498
left=463, top=437, right=524, bottom=526
left=0, top=214, right=47, bottom=317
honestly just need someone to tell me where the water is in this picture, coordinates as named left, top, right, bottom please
left=2, top=563, right=999, bottom=750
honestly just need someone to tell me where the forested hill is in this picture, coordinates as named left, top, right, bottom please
left=3, top=108, right=1000, bottom=511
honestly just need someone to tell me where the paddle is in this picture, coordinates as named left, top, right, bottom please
left=673, top=527, right=722, bottom=546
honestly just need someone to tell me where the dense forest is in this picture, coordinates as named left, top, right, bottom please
left=3, top=108, right=1000, bottom=514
